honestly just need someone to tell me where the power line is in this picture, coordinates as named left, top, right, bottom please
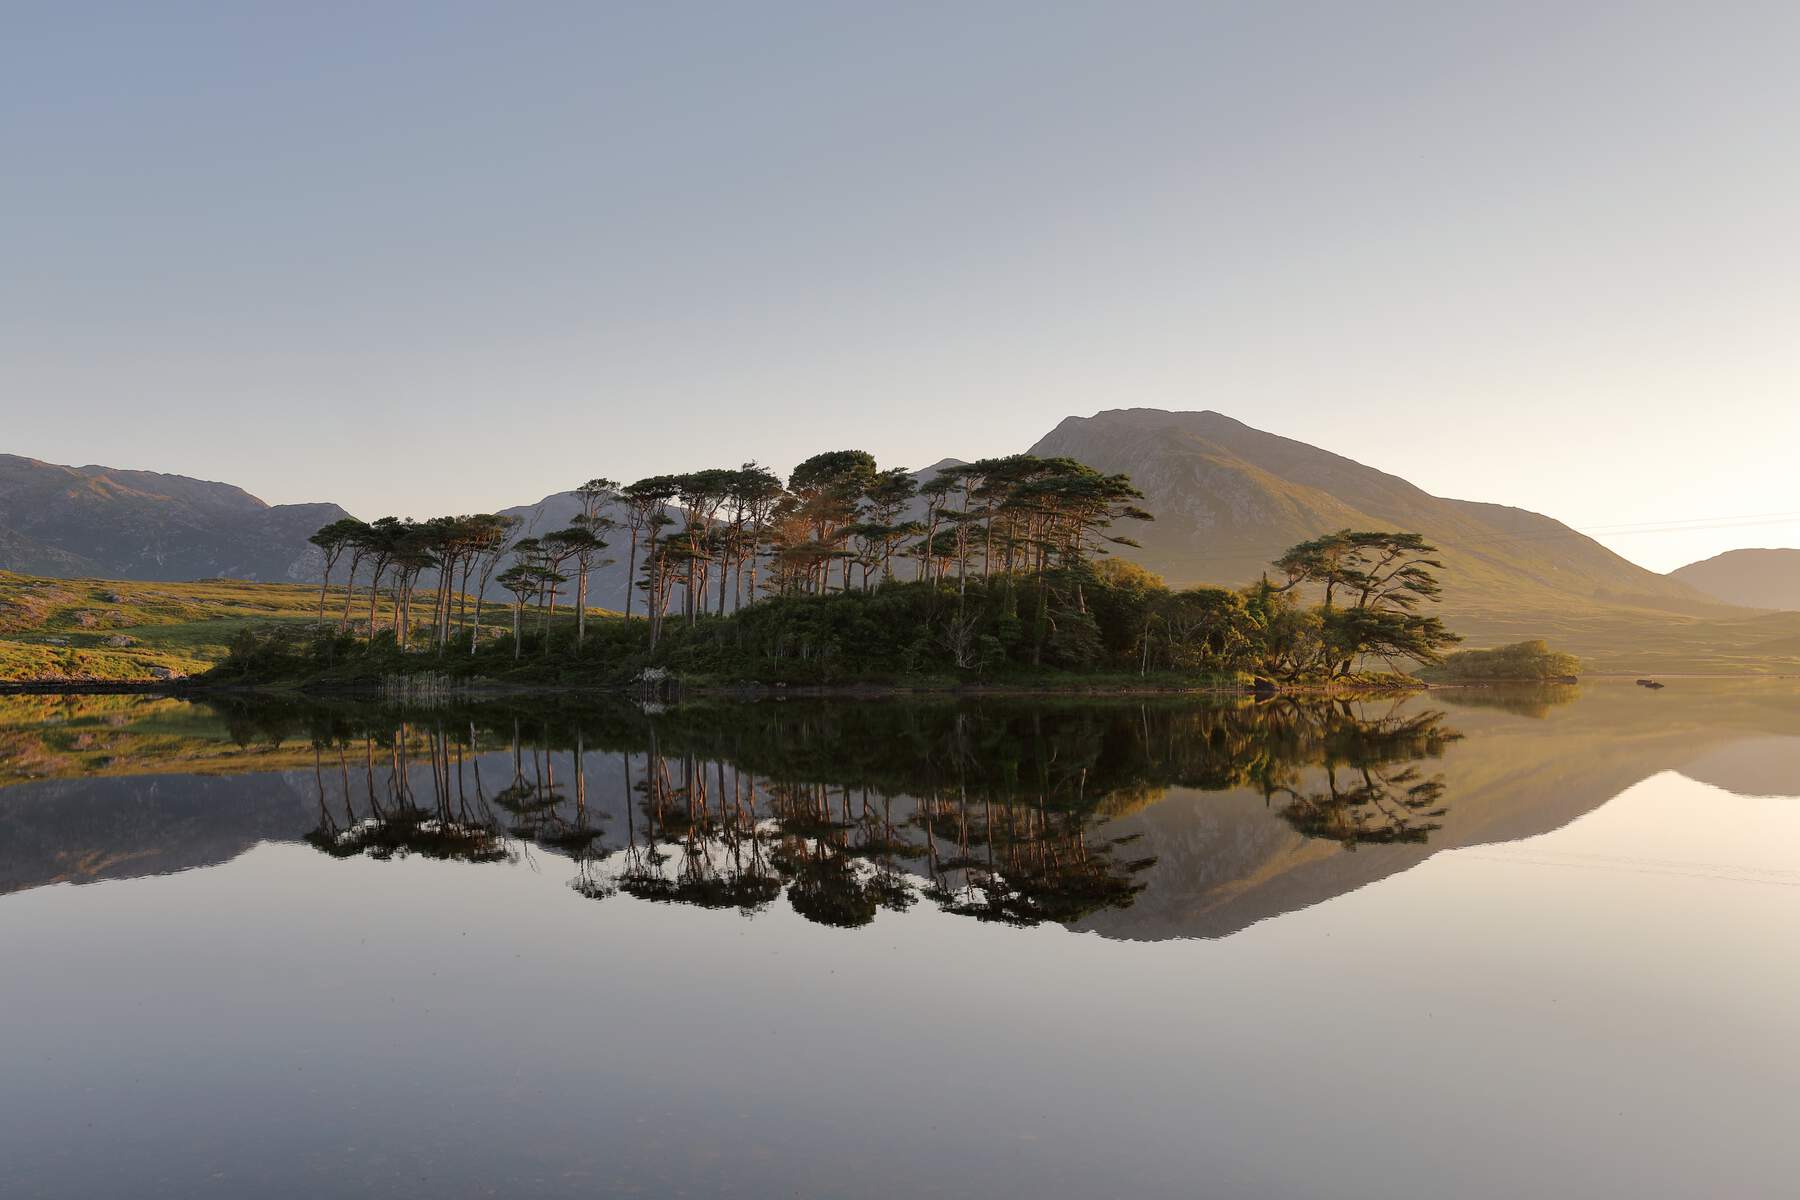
left=1576, top=507, right=1800, bottom=528
left=1574, top=510, right=1800, bottom=534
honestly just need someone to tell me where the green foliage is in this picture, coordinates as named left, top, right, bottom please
left=216, top=545, right=1452, bottom=689
left=1419, top=640, right=1581, bottom=682
left=256, top=457, right=1484, bottom=691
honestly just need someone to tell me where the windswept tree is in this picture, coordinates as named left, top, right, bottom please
left=1266, top=531, right=1458, bottom=677
left=621, top=475, right=680, bottom=626
left=386, top=522, right=440, bottom=648
left=854, top=466, right=921, bottom=586
left=787, top=450, right=877, bottom=593
left=642, top=510, right=682, bottom=649
left=672, top=468, right=735, bottom=621
left=358, top=517, right=408, bottom=635
left=914, top=473, right=959, bottom=583
left=335, top=520, right=377, bottom=632
left=308, top=517, right=368, bottom=628
left=721, top=463, right=784, bottom=612
left=540, top=525, right=603, bottom=650
left=570, top=478, right=619, bottom=647
left=1272, top=531, right=1445, bottom=611
left=464, top=514, right=517, bottom=653
left=417, top=516, right=474, bottom=652
left=1318, top=604, right=1459, bottom=678
left=495, top=563, right=539, bottom=660
left=457, top=510, right=514, bottom=651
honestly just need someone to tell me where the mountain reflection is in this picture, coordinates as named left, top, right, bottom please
left=7, top=683, right=1795, bottom=939
left=264, top=698, right=1463, bottom=931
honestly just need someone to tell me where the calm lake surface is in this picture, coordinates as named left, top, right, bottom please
left=1, top=681, right=1796, bottom=1199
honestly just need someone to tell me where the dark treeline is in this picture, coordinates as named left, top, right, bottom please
left=217, top=694, right=1465, bottom=930
left=267, top=451, right=1460, bottom=685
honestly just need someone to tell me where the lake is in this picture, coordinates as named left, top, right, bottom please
left=1, top=681, right=1796, bottom=1198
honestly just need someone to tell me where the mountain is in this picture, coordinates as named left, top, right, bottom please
left=0, top=455, right=347, bottom=583
left=494, top=491, right=648, bottom=612
left=1026, top=409, right=1762, bottom=654
left=1669, top=548, right=1800, bottom=611
left=1030, top=409, right=1709, bottom=609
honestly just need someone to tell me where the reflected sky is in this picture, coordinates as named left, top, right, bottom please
left=0, top=682, right=1796, bottom=1198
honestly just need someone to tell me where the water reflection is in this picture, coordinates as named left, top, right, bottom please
left=18, top=681, right=1796, bottom=939
left=1266, top=709, right=1459, bottom=845
left=5, top=684, right=1798, bottom=1200
left=304, top=732, right=511, bottom=865
left=3, top=695, right=1473, bottom=932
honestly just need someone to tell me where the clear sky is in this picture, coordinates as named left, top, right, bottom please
left=4, top=1, right=1796, bottom=572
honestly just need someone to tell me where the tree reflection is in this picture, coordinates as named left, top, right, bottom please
left=284, top=695, right=1461, bottom=928
left=304, top=722, right=509, bottom=864
left=1254, top=706, right=1461, bottom=847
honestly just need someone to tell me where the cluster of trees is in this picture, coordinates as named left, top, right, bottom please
left=308, top=450, right=1151, bottom=659
left=307, top=513, right=516, bottom=653
left=649, top=530, right=1460, bottom=683
left=298, top=448, right=1462, bottom=682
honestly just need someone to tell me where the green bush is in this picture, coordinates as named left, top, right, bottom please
left=1418, top=640, right=1580, bottom=682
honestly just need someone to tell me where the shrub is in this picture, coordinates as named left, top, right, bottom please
left=1418, top=640, right=1579, bottom=682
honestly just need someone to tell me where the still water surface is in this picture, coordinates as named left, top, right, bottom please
left=1, top=682, right=1796, bottom=1198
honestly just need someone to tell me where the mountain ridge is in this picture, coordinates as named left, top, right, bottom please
left=1669, top=548, right=1800, bottom=611
left=0, top=454, right=347, bottom=583
left=1028, top=408, right=1721, bottom=624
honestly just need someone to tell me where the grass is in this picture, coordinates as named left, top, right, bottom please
left=0, top=694, right=318, bottom=786
left=0, top=572, right=565, bottom=683
left=1445, top=602, right=1800, bottom=675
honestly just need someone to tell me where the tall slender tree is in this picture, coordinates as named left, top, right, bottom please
left=308, top=517, right=367, bottom=628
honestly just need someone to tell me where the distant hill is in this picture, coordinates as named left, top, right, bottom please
left=1029, top=409, right=1710, bottom=611
left=493, top=491, right=646, bottom=612
left=1669, top=549, right=1800, bottom=611
left=1026, top=409, right=1756, bottom=652
left=0, top=455, right=347, bottom=582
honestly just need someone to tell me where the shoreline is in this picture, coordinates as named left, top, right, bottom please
left=3, top=676, right=1409, bottom=701
left=8, top=671, right=1791, bottom=702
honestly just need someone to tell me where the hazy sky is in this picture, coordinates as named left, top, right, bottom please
left=4, top=1, right=1796, bottom=572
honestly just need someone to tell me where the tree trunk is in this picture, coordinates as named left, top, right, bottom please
left=339, top=553, right=362, bottom=632
left=367, top=562, right=383, bottom=635
left=577, top=565, right=588, bottom=648
left=624, top=527, right=639, bottom=621
left=458, top=560, right=471, bottom=642
left=316, top=557, right=332, bottom=627
left=544, top=582, right=557, bottom=653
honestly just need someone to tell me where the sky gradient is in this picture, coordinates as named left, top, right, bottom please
left=4, top=1, right=1796, bottom=572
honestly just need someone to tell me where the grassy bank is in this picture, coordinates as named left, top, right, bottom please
left=0, top=571, right=573, bottom=683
